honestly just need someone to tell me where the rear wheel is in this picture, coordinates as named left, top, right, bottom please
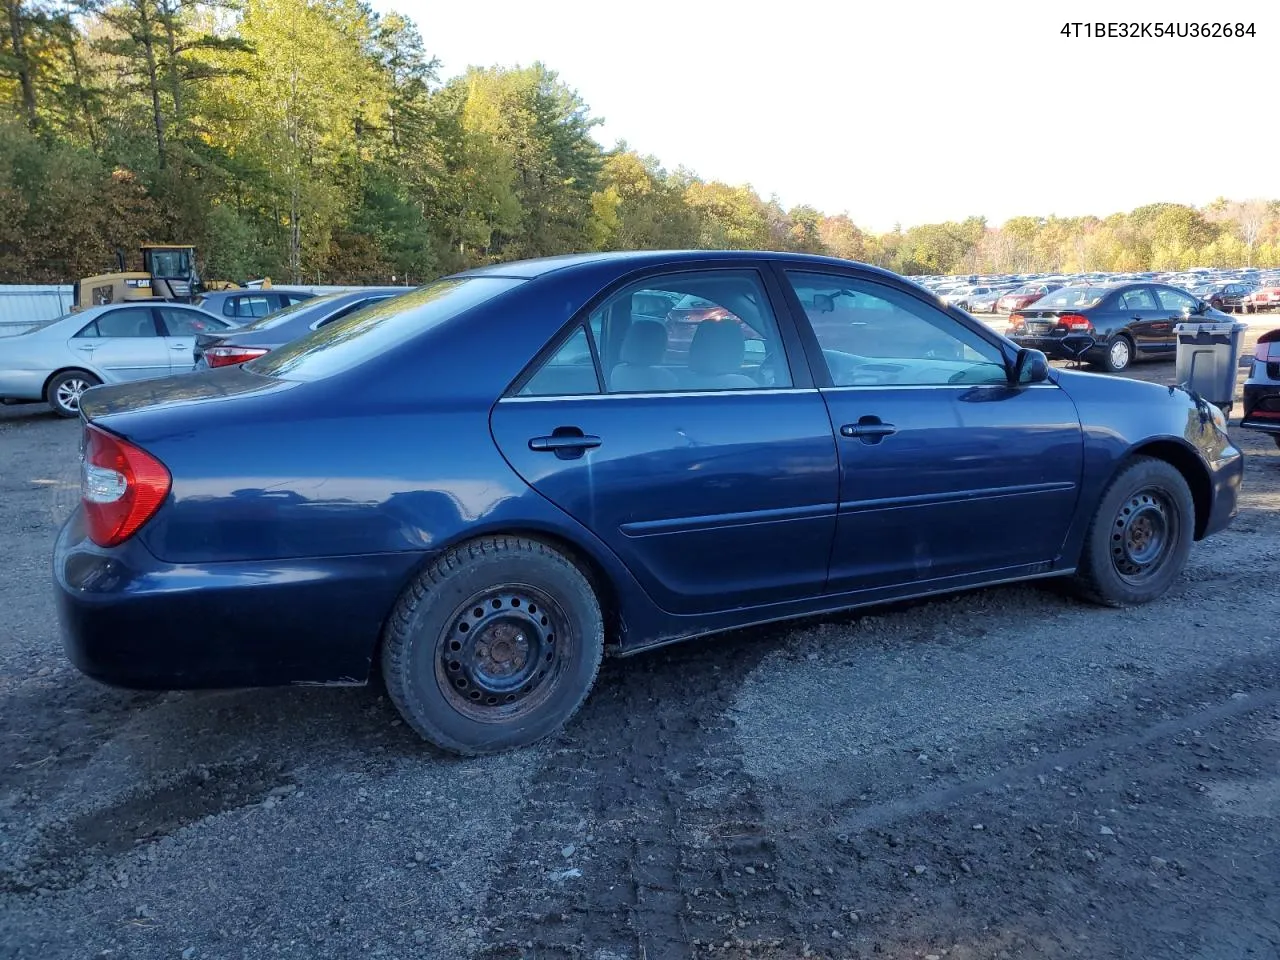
left=46, top=370, right=100, bottom=418
left=1096, top=335, right=1133, bottom=373
left=381, top=536, right=604, bottom=755
left=1073, top=456, right=1194, bottom=607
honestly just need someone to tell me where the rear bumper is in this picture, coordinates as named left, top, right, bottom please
left=0, top=369, right=48, bottom=402
left=1008, top=335, right=1094, bottom=361
left=54, top=508, right=425, bottom=688
left=1241, top=382, right=1280, bottom=431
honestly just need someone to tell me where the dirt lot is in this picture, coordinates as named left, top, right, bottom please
left=2, top=347, right=1279, bottom=960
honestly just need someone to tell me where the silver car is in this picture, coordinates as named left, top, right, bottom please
left=0, top=302, right=235, bottom=417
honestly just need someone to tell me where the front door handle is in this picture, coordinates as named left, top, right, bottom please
left=840, top=417, right=897, bottom=444
left=529, top=427, right=601, bottom=460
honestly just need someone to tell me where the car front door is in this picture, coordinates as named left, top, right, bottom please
left=156, top=305, right=233, bottom=372
left=778, top=268, right=1084, bottom=594
left=489, top=266, right=839, bottom=616
left=69, top=306, right=170, bottom=382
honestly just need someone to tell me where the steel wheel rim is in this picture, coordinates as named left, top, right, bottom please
left=435, top=585, right=571, bottom=723
left=1111, top=488, right=1176, bottom=583
left=55, top=378, right=90, bottom=411
left=1110, top=340, right=1130, bottom=368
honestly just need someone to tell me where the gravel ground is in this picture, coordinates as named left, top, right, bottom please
left=1, top=345, right=1279, bottom=960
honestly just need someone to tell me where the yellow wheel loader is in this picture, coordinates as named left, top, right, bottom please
left=72, top=244, right=258, bottom=310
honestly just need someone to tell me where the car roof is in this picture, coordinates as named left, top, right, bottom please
left=452, top=250, right=905, bottom=283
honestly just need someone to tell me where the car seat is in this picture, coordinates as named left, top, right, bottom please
left=610, top=319, right=679, bottom=392
left=685, top=322, right=757, bottom=390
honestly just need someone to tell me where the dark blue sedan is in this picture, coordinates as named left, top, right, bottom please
left=55, top=252, right=1244, bottom=754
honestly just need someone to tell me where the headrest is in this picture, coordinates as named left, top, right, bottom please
left=689, top=321, right=744, bottom=375
left=619, top=318, right=669, bottom=366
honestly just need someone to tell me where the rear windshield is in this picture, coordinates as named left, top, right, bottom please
left=1034, top=286, right=1107, bottom=309
left=237, top=292, right=346, bottom=332
left=247, top=277, right=523, bottom=380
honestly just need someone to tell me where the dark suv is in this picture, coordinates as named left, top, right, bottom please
left=1007, top=282, right=1232, bottom=372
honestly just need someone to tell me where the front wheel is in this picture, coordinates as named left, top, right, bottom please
left=381, top=536, right=604, bottom=755
left=46, top=369, right=100, bottom=418
left=1073, top=456, right=1194, bottom=607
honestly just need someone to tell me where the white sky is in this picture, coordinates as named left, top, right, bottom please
left=377, top=0, right=1278, bottom=232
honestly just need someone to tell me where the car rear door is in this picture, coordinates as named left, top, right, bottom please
left=156, top=305, right=234, bottom=372
left=1112, top=287, right=1165, bottom=355
left=489, top=265, right=839, bottom=616
left=1152, top=286, right=1201, bottom=354
left=68, top=306, right=171, bottom=382
left=777, top=267, right=1084, bottom=593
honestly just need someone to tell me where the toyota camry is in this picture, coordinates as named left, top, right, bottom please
left=55, top=251, right=1244, bottom=754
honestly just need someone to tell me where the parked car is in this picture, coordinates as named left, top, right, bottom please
left=967, top=287, right=1011, bottom=313
left=191, top=288, right=410, bottom=369
left=941, top=285, right=1003, bottom=312
left=1243, top=283, right=1280, bottom=313
left=996, top=283, right=1063, bottom=314
left=1007, top=282, right=1232, bottom=372
left=0, top=302, right=235, bottom=416
left=193, top=288, right=317, bottom=321
left=1192, top=281, right=1256, bottom=313
left=1241, top=327, right=1280, bottom=449
left=55, top=251, right=1242, bottom=755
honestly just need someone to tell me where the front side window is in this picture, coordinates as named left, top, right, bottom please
left=77, top=307, right=158, bottom=339
left=1119, top=289, right=1157, bottom=311
left=593, top=271, right=791, bottom=393
left=786, top=271, right=1008, bottom=387
left=1155, top=287, right=1199, bottom=313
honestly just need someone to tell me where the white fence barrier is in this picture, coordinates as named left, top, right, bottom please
left=0, top=286, right=75, bottom=337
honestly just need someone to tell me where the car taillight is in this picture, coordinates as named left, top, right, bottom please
left=205, top=345, right=269, bottom=368
left=1008, top=313, right=1026, bottom=331
left=1060, top=313, right=1093, bottom=331
left=81, top=424, right=171, bottom=547
left=1257, top=331, right=1280, bottom=361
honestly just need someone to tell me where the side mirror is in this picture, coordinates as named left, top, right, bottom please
left=1013, top=348, right=1050, bottom=384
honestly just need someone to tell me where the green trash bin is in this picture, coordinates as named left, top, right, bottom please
left=1175, top=320, right=1248, bottom=416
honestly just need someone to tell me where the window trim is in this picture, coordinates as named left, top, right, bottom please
left=771, top=266, right=1017, bottom=390
left=502, top=262, right=815, bottom=399
left=74, top=306, right=161, bottom=339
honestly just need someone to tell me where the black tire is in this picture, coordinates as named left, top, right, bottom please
left=1097, top=335, right=1133, bottom=373
left=381, top=536, right=603, bottom=755
left=1073, top=456, right=1194, bottom=607
left=45, top=369, right=100, bottom=418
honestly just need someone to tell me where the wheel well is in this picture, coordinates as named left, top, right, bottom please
left=1126, top=440, right=1212, bottom=539
left=370, top=529, right=624, bottom=680
left=42, top=367, right=97, bottom=401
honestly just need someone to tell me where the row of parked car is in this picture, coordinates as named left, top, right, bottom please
left=924, top=270, right=1280, bottom=316
left=0, top=286, right=409, bottom=416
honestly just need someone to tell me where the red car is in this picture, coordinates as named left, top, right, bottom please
left=996, top=283, right=1062, bottom=314
left=663, top=295, right=764, bottom=360
left=1243, top=284, right=1280, bottom=313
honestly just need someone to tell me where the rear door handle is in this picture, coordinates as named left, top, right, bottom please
left=529, top=435, right=602, bottom=451
left=529, top=428, right=601, bottom=460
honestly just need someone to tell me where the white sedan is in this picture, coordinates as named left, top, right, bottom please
left=0, top=302, right=234, bottom=417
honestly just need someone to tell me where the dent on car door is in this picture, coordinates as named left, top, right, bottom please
left=68, top=306, right=171, bottom=382
left=489, top=267, right=840, bottom=615
left=778, top=268, right=1084, bottom=594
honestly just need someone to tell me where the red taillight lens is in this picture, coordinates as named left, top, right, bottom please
left=1060, top=313, right=1093, bottom=331
left=1008, top=313, right=1026, bottom=331
left=205, top=345, right=269, bottom=368
left=81, top=424, right=171, bottom=547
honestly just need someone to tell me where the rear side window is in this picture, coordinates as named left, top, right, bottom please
left=1155, top=288, right=1199, bottom=312
left=1119, top=289, right=1156, bottom=310
left=230, top=296, right=274, bottom=318
left=76, top=307, right=158, bottom=338
left=518, top=326, right=601, bottom=397
left=249, top=278, right=523, bottom=380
